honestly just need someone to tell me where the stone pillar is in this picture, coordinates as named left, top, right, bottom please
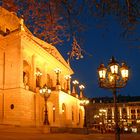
left=126, top=107, right=130, bottom=123
left=19, top=44, right=24, bottom=88
left=30, top=55, right=36, bottom=91
left=120, top=108, right=122, bottom=119
left=135, top=108, right=137, bottom=119
left=41, top=63, right=47, bottom=87
left=34, top=92, right=40, bottom=126
left=112, top=107, right=114, bottom=123
left=105, top=110, right=107, bottom=124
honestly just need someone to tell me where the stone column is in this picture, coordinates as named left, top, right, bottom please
left=41, top=63, right=47, bottom=87
left=112, top=107, right=114, bottom=123
left=30, top=54, right=36, bottom=91
left=135, top=108, right=137, bottom=119
left=19, top=44, right=24, bottom=88
left=34, top=92, right=40, bottom=126
left=126, top=107, right=130, bottom=123
left=119, top=108, right=122, bottom=120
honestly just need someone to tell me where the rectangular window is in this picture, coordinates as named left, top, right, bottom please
left=131, top=110, right=135, bottom=113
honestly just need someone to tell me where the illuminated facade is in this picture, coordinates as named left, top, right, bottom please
left=87, top=101, right=140, bottom=131
left=0, top=7, right=84, bottom=127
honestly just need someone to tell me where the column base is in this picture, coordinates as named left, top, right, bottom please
left=42, top=125, right=51, bottom=134
left=56, top=85, right=61, bottom=90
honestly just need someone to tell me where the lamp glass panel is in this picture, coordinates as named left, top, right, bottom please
left=121, top=69, right=128, bottom=78
left=99, top=69, right=106, bottom=79
left=48, top=89, right=51, bottom=94
left=110, top=65, right=118, bottom=74
left=39, top=89, right=43, bottom=94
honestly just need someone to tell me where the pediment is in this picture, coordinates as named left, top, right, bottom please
left=27, top=34, right=71, bottom=69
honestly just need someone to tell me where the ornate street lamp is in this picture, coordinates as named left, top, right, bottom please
left=35, top=71, right=42, bottom=76
left=97, top=56, right=129, bottom=140
left=80, top=98, right=89, bottom=127
left=39, top=86, right=51, bottom=125
left=65, top=75, right=71, bottom=91
left=79, top=84, right=85, bottom=99
left=54, top=68, right=61, bottom=85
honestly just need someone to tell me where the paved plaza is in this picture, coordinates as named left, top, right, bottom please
left=0, top=125, right=139, bottom=140
left=0, top=132, right=140, bottom=140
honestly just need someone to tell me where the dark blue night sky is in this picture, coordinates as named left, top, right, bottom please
left=58, top=17, right=140, bottom=98
left=1, top=1, right=140, bottom=98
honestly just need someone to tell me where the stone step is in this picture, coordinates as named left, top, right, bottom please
left=0, top=125, right=42, bottom=134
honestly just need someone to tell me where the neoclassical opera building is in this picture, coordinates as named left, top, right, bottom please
left=0, top=7, right=84, bottom=128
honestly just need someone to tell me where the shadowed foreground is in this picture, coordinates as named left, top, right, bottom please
left=0, top=125, right=139, bottom=140
left=0, top=132, right=140, bottom=140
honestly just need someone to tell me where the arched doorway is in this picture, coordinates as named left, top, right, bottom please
left=36, top=68, right=42, bottom=88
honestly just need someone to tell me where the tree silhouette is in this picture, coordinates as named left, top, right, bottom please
left=1, top=0, right=140, bottom=59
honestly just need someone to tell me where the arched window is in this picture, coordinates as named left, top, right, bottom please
left=47, top=74, right=52, bottom=88
left=23, top=60, right=30, bottom=87
left=62, top=103, right=66, bottom=113
left=36, top=68, right=42, bottom=88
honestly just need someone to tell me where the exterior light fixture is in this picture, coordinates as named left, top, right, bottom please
left=54, top=68, right=61, bottom=85
left=98, top=64, right=107, bottom=80
left=35, top=71, right=42, bottom=76
left=65, top=75, right=71, bottom=91
left=97, top=56, right=129, bottom=140
left=79, top=84, right=85, bottom=99
left=80, top=98, right=89, bottom=128
left=120, top=62, right=129, bottom=80
left=72, top=80, right=79, bottom=94
left=39, top=86, right=51, bottom=125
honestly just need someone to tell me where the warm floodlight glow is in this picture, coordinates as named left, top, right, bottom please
left=39, top=87, right=51, bottom=95
left=109, top=57, right=119, bottom=74
left=94, top=115, right=99, bottom=118
left=98, top=64, right=107, bottom=79
left=108, top=73, right=114, bottom=82
left=53, top=106, right=55, bottom=110
left=35, top=71, right=42, bottom=76
left=72, top=80, right=79, bottom=85
left=97, top=56, right=130, bottom=140
left=79, top=84, right=85, bottom=90
left=99, top=109, right=106, bottom=113
left=120, top=63, right=129, bottom=79
left=80, top=99, right=89, bottom=105
left=54, top=68, right=61, bottom=73
left=65, top=75, right=71, bottom=80
left=110, top=65, right=119, bottom=74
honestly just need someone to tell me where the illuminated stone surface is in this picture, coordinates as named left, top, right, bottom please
left=0, top=7, right=84, bottom=128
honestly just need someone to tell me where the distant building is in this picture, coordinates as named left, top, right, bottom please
left=0, top=7, right=84, bottom=128
left=87, top=96, right=140, bottom=132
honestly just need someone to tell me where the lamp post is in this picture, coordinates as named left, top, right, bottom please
left=54, top=68, right=61, bottom=85
left=39, top=86, right=51, bottom=125
left=97, top=56, right=129, bottom=140
left=72, top=80, right=79, bottom=94
left=65, top=75, right=71, bottom=91
left=79, top=84, right=85, bottom=99
left=80, top=99, right=89, bottom=127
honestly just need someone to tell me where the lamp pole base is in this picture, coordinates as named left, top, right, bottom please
left=42, top=125, right=51, bottom=134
